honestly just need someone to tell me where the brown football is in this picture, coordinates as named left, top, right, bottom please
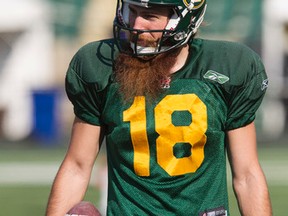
left=66, top=201, right=102, bottom=216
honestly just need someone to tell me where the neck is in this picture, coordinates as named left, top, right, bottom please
left=169, top=45, right=189, bottom=74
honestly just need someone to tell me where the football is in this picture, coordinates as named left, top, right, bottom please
left=66, top=201, right=102, bottom=216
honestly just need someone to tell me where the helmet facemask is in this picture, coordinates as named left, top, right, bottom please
left=113, top=0, right=207, bottom=57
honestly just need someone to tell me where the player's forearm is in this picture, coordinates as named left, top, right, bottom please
left=233, top=169, right=272, bottom=215
left=46, top=160, right=92, bottom=216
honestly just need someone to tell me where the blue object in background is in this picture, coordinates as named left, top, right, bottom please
left=32, top=89, right=61, bottom=145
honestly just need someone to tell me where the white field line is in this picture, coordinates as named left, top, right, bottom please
left=227, top=160, right=288, bottom=185
left=0, top=161, right=287, bottom=185
left=259, top=161, right=288, bottom=186
left=0, top=162, right=101, bottom=186
left=0, top=162, right=60, bottom=185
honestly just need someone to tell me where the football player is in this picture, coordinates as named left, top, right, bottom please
left=46, top=0, right=272, bottom=215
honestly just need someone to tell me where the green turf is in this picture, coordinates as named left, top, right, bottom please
left=0, top=185, right=99, bottom=215
left=0, top=184, right=286, bottom=215
left=0, top=145, right=287, bottom=215
left=228, top=184, right=288, bottom=216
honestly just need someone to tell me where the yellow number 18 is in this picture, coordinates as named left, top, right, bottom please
left=123, top=94, right=207, bottom=177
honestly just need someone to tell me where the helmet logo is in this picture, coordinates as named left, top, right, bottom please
left=183, top=0, right=204, bottom=10
left=183, top=0, right=194, bottom=10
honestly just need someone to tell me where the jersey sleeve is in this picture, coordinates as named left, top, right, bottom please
left=65, top=40, right=115, bottom=125
left=225, top=47, right=268, bottom=130
left=65, top=62, right=102, bottom=126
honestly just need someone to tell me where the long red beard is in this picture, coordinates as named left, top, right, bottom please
left=114, top=49, right=180, bottom=102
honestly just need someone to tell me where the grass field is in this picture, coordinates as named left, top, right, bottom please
left=0, top=142, right=287, bottom=215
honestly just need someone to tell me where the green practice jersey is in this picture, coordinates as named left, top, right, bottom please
left=65, top=38, right=268, bottom=215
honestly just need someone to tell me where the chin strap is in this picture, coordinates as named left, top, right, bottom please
left=130, top=42, right=169, bottom=55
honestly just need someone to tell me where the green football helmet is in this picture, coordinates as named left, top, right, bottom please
left=113, top=0, right=207, bottom=56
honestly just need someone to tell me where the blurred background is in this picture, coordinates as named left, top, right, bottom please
left=0, top=0, right=287, bottom=215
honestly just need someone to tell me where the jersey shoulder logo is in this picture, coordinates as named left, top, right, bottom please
left=261, top=79, right=269, bottom=91
left=203, top=70, right=229, bottom=84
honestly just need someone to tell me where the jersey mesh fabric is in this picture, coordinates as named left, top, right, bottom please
left=65, top=38, right=267, bottom=215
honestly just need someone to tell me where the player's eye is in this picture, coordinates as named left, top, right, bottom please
left=143, top=14, right=159, bottom=21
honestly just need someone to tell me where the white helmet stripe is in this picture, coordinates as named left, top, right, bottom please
left=124, top=0, right=150, bottom=8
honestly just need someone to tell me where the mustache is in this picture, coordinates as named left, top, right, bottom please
left=129, top=33, right=159, bottom=47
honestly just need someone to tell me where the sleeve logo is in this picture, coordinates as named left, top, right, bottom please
left=261, top=79, right=269, bottom=91
left=203, top=70, right=229, bottom=84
